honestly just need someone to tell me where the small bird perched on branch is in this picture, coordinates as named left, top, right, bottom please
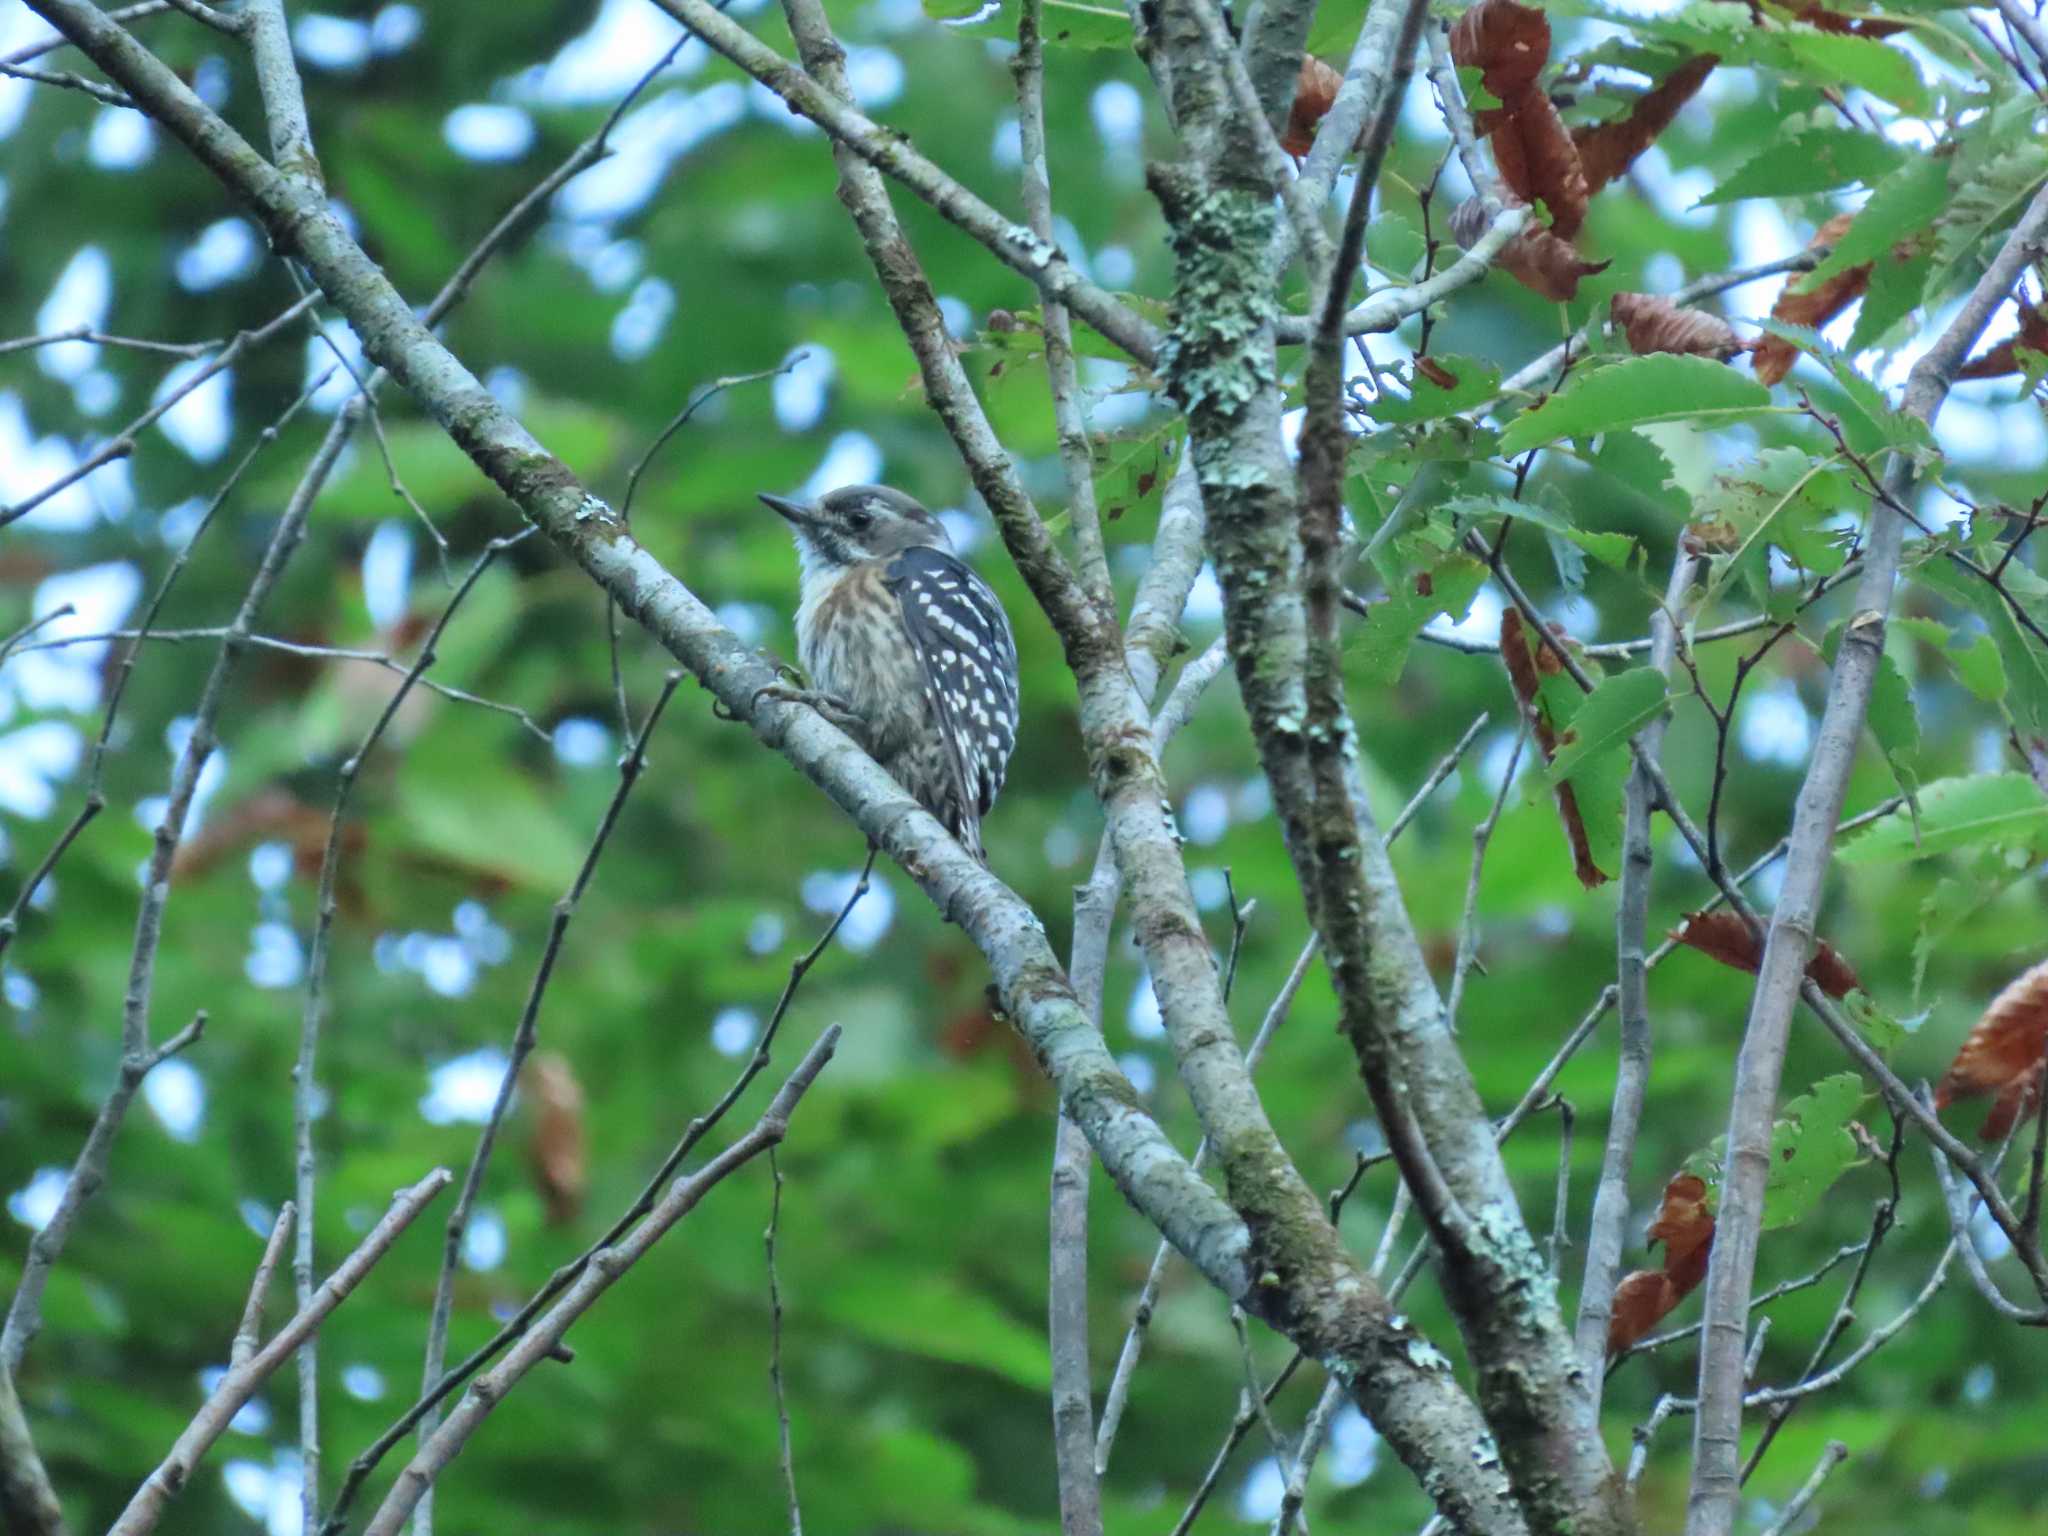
left=759, top=484, right=1019, bottom=863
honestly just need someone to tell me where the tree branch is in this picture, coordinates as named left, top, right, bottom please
left=650, top=0, right=1159, bottom=366
left=107, top=1172, right=451, bottom=1536
left=1576, top=549, right=1699, bottom=1389
left=357, top=1032, right=840, bottom=1536
left=1685, top=175, right=2048, bottom=1536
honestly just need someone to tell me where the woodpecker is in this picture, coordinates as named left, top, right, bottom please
left=758, top=484, right=1019, bottom=862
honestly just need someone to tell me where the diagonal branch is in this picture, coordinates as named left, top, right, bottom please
left=1684, top=177, right=2048, bottom=1536
left=358, top=1031, right=840, bottom=1536
left=651, top=0, right=1159, bottom=366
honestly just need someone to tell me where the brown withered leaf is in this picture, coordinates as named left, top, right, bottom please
left=1574, top=54, right=1719, bottom=195
left=1492, top=92, right=1590, bottom=239
left=1449, top=0, right=1551, bottom=100
left=1957, top=299, right=2048, bottom=380
left=1754, top=213, right=1868, bottom=385
left=1936, top=958, right=2048, bottom=1140
left=1788, top=2, right=1909, bottom=36
left=1669, top=910, right=1862, bottom=999
left=524, top=1050, right=587, bottom=1227
left=1414, top=355, right=1460, bottom=390
left=1281, top=55, right=1344, bottom=158
left=1500, top=611, right=1608, bottom=889
left=1981, top=1060, right=2046, bottom=1143
left=1451, top=196, right=1610, bottom=302
left=1608, top=1172, right=1717, bottom=1356
left=1611, top=292, right=1747, bottom=361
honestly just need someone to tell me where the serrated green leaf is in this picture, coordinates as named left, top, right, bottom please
left=1763, top=1073, right=1867, bottom=1231
left=1846, top=246, right=1931, bottom=354
left=1698, top=126, right=1905, bottom=205
left=1799, top=157, right=1949, bottom=291
left=1754, top=322, right=1934, bottom=455
left=1896, top=614, right=2008, bottom=704
left=1528, top=668, right=1632, bottom=879
left=1836, top=772, right=2048, bottom=863
left=1845, top=990, right=1924, bottom=1053
left=1545, top=668, right=1669, bottom=786
left=1822, top=620, right=1919, bottom=792
left=1696, top=446, right=1855, bottom=608
left=1777, top=30, right=1929, bottom=112
left=1914, top=557, right=2048, bottom=733
left=1934, top=139, right=2048, bottom=274
left=1348, top=555, right=1489, bottom=686
left=1589, top=428, right=1688, bottom=516
left=1498, top=356, right=1772, bottom=454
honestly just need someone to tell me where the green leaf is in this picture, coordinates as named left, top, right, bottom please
left=1695, top=446, right=1855, bottom=609
left=1895, top=615, right=2008, bottom=704
left=1914, top=557, right=2048, bottom=733
left=1697, top=127, right=1905, bottom=205
left=1933, top=139, right=2048, bottom=275
left=1545, top=668, right=1669, bottom=786
left=1763, top=1073, right=1867, bottom=1231
left=1754, top=323, right=1934, bottom=456
left=1845, top=990, right=1925, bottom=1053
left=1438, top=493, right=1635, bottom=570
left=1776, top=30, right=1929, bottom=113
left=1530, top=669, right=1633, bottom=879
left=1836, top=772, right=2048, bottom=863
left=1498, top=356, right=1772, bottom=454
left=816, top=1271, right=1053, bottom=1389
left=1037, top=0, right=1133, bottom=48
left=1798, top=157, right=1949, bottom=292
left=400, top=767, right=591, bottom=890
left=1347, top=555, right=1489, bottom=686
left=1846, top=247, right=1932, bottom=353
left=1366, top=356, right=1503, bottom=425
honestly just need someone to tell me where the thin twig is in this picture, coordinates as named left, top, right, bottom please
left=357, top=1033, right=840, bottom=1536
left=321, top=851, right=881, bottom=1535
left=1756, top=1441, right=1848, bottom=1536
left=410, top=665, right=679, bottom=1507
left=106, top=1173, right=451, bottom=1536
left=766, top=1149, right=803, bottom=1536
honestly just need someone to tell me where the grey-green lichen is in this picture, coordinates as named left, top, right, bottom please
left=1155, top=186, right=1280, bottom=425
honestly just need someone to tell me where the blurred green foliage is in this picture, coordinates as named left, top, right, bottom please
left=2, top=1, right=2046, bottom=1533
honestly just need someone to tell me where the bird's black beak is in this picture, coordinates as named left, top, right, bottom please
left=758, top=492, right=813, bottom=527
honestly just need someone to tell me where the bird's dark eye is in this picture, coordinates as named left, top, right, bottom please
left=847, top=508, right=874, bottom=531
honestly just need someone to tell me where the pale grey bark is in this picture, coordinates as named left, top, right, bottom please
left=1684, top=179, right=2048, bottom=1536
left=107, top=1173, right=451, bottom=1536
left=1576, top=551, right=1699, bottom=1390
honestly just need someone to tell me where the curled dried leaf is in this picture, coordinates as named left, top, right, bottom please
left=524, top=1050, right=588, bottom=1226
left=1957, top=299, right=2048, bottom=380
left=1789, top=2, right=1909, bottom=36
left=1574, top=54, right=1718, bottom=195
left=1611, top=292, right=1748, bottom=361
left=1669, top=910, right=1862, bottom=999
left=1936, top=958, right=2048, bottom=1140
left=1282, top=54, right=1344, bottom=158
left=1754, top=213, right=1867, bottom=385
left=1500, top=611, right=1607, bottom=888
left=1452, top=196, right=1610, bottom=302
left=1608, top=1172, right=1717, bottom=1356
left=1449, top=0, right=1551, bottom=99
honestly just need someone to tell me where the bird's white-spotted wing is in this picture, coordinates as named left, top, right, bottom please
left=885, top=546, right=1019, bottom=819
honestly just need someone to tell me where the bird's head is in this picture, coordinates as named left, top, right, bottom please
left=759, top=484, right=951, bottom=575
